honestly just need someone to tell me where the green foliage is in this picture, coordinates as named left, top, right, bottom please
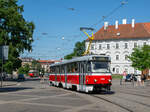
left=31, top=60, right=38, bottom=68
left=24, top=64, right=30, bottom=75
left=74, top=41, right=85, bottom=56
left=31, top=60, right=42, bottom=75
left=112, top=74, right=122, bottom=79
left=18, top=64, right=30, bottom=75
left=128, top=45, right=150, bottom=71
left=64, top=41, right=85, bottom=59
left=64, top=53, right=75, bottom=60
left=0, top=0, right=35, bottom=73
left=18, top=66, right=24, bottom=74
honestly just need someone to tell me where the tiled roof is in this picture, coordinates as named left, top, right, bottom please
left=38, top=60, right=61, bottom=63
left=91, top=22, right=150, bottom=41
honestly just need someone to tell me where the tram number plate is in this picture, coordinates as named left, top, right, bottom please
left=101, top=78, right=105, bottom=80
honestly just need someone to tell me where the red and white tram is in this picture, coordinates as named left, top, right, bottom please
left=49, top=55, right=112, bottom=93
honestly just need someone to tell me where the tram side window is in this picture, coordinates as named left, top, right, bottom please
left=60, top=65, right=62, bottom=73
left=61, top=65, right=65, bottom=74
left=72, top=62, right=78, bottom=73
left=74, top=62, right=78, bottom=73
left=71, top=62, right=78, bottom=73
left=58, top=66, right=61, bottom=74
left=59, top=66, right=61, bottom=73
left=56, top=67, right=60, bottom=74
left=67, top=64, right=71, bottom=73
left=67, top=63, right=78, bottom=73
left=87, top=62, right=91, bottom=72
left=51, top=67, right=56, bottom=73
left=50, top=67, right=54, bottom=73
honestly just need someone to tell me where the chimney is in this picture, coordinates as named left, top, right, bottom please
left=132, top=19, right=135, bottom=28
left=122, top=19, right=127, bottom=24
left=104, top=22, right=109, bottom=30
left=115, top=20, right=119, bottom=29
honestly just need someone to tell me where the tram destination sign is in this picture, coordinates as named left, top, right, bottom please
left=92, top=57, right=110, bottom=61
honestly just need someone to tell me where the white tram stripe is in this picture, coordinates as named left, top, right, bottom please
left=50, top=73, right=111, bottom=76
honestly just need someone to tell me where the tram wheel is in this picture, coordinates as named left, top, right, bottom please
left=72, top=85, right=77, bottom=91
left=58, top=83, right=63, bottom=88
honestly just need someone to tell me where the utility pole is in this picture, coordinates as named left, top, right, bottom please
left=0, top=46, right=9, bottom=87
left=0, top=46, right=3, bottom=87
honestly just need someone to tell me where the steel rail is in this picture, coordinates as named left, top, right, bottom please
left=91, top=95, right=134, bottom=112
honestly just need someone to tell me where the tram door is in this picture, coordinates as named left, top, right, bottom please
left=64, top=65, right=67, bottom=88
left=79, top=62, right=86, bottom=91
left=55, top=67, right=57, bottom=86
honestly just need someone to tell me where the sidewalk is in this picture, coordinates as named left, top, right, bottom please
left=1, top=81, right=18, bottom=87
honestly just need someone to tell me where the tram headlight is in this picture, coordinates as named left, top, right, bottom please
left=108, top=79, right=112, bottom=82
left=94, top=79, right=97, bottom=82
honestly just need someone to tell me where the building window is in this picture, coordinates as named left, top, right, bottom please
left=99, top=44, right=102, bottom=50
left=116, top=43, right=119, bottom=49
left=125, top=55, right=128, bottom=61
left=107, top=44, right=110, bottom=49
left=107, top=55, right=110, bottom=57
left=116, top=55, right=119, bottom=60
left=116, top=68, right=119, bottom=74
left=125, top=68, right=128, bottom=74
left=143, top=42, right=146, bottom=45
left=134, top=42, right=137, bottom=48
left=125, top=43, right=128, bottom=49
left=91, top=44, right=94, bottom=50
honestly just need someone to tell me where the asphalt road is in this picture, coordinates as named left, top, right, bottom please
left=0, top=78, right=150, bottom=112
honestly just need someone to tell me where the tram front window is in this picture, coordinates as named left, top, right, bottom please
left=92, top=62, right=110, bottom=73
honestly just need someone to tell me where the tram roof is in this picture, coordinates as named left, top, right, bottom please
left=50, top=55, right=110, bottom=67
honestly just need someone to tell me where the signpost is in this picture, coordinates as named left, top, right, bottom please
left=0, top=46, right=9, bottom=87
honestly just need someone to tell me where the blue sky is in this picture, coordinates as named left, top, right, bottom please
left=19, top=0, right=150, bottom=60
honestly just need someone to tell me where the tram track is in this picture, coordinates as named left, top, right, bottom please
left=115, top=90, right=150, bottom=108
left=91, top=94, right=134, bottom=112
left=116, top=95, right=150, bottom=108
left=118, top=90, right=150, bottom=98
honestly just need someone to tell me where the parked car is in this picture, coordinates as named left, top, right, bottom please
left=17, top=74, right=25, bottom=81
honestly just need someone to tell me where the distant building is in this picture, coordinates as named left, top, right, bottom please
left=38, top=60, right=61, bottom=73
left=20, top=57, right=35, bottom=66
left=85, top=19, right=150, bottom=74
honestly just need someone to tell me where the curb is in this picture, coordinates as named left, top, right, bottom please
left=2, top=82, right=18, bottom=87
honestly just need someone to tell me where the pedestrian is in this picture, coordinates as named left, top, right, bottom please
left=136, top=74, right=141, bottom=86
left=120, top=71, right=127, bottom=85
left=40, top=74, right=45, bottom=83
left=131, top=73, right=135, bottom=86
left=147, top=72, right=150, bottom=80
left=141, top=74, right=146, bottom=86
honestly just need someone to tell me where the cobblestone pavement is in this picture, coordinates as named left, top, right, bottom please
left=0, top=79, right=150, bottom=112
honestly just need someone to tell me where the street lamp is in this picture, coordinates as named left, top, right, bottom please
left=62, top=37, right=65, bottom=40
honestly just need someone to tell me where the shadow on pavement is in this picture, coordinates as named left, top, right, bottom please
left=88, top=90, right=115, bottom=95
left=0, top=87, right=33, bottom=93
left=25, top=78, right=41, bottom=81
left=3, top=77, right=41, bottom=82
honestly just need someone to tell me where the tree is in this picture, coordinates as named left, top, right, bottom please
left=18, top=66, right=24, bottom=74
left=64, top=41, right=85, bottom=59
left=0, top=0, right=35, bottom=73
left=23, top=64, right=30, bottom=75
left=128, top=45, right=150, bottom=71
left=31, top=60, right=42, bottom=76
left=18, top=64, right=30, bottom=75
